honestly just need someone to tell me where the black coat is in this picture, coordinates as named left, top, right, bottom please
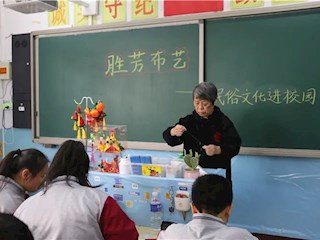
left=163, top=106, right=241, bottom=170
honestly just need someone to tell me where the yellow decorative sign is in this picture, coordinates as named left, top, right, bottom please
left=231, top=0, right=264, bottom=9
left=102, top=0, right=126, bottom=23
left=74, top=4, right=88, bottom=26
left=48, top=0, right=69, bottom=27
left=132, top=0, right=158, bottom=20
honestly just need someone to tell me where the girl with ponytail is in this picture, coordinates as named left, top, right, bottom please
left=14, top=140, right=138, bottom=240
left=0, top=149, right=49, bottom=214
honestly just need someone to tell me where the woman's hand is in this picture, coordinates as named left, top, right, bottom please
left=170, top=124, right=187, bottom=137
left=202, top=144, right=221, bottom=156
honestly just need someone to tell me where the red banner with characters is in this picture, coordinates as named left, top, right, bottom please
left=164, top=0, right=223, bottom=16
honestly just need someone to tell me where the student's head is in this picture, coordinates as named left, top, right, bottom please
left=192, top=82, right=217, bottom=118
left=44, top=140, right=90, bottom=188
left=0, top=149, right=49, bottom=192
left=0, top=213, right=34, bottom=240
left=191, top=174, right=233, bottom=222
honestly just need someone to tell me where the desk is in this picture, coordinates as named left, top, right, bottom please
left=137, top=226, right=159, bottom=240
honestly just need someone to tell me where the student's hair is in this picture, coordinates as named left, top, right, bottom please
left=0, top=149, right=49, bottom=190
left=0, top=213, right=34, bottom=240
left=44, top=140, right=90, bottom=190
left=192, top=82, right=218, bottom=104
left=191, top=174, right=233, bottom=215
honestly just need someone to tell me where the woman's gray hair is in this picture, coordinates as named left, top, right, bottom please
left=192, top=82, right=217, bottom=104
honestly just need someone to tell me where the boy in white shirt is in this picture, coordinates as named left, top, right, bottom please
left=157, top=174, right=258, bottom=240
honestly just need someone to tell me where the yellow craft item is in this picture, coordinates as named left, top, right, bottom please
left=77, top=129, right=81, bottom=139
left=73, top=121, right=77, bottom=131
left=109, top=133, right=116, bottom=142
left=103, top=143, right=111, bottom=152
left=81, top=128, right=87, bottom=139
left=97, top=144, right=103, bottom=152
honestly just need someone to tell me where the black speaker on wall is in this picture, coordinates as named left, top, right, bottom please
left=12, top=33, right=31, bottom=128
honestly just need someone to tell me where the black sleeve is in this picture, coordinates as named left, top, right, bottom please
left=162, top=116, right=190, bottom=147
left=163, top=125, right=184, bottom=147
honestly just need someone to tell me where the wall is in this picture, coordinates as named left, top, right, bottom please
left=1, top=1, right=320, bottom=239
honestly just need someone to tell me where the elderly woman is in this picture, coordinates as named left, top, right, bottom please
left=163, top=82, right=241, bottom=181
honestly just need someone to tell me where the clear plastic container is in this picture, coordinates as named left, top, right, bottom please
left=128, top=156, right=185, bottom=178
left=150, top=192, right=162, bottom=230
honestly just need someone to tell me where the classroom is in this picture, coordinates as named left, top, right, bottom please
left=1, top=0, right=320, bottom=239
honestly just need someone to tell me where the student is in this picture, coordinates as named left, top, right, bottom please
left=157, top=174, right=258, bottom=240
left=0, top=213, right=34, bottom=240
left=14, top=140, right=139, bottom=240
left=163, top=82, right=241, bottom=180
left=0, top=149, right=49, bottom=214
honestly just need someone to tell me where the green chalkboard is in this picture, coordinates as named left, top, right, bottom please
left=37, top=23, right=199, bottom=142
left=205, top=10, right=320, bottom=149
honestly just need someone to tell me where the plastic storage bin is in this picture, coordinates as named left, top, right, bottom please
left=129, top=156, right=185, bottom=178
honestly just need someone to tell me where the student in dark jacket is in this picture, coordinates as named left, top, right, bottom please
left=163, top=82, right=241, bottom=180
left=0, top=213, right=34, bottom=240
